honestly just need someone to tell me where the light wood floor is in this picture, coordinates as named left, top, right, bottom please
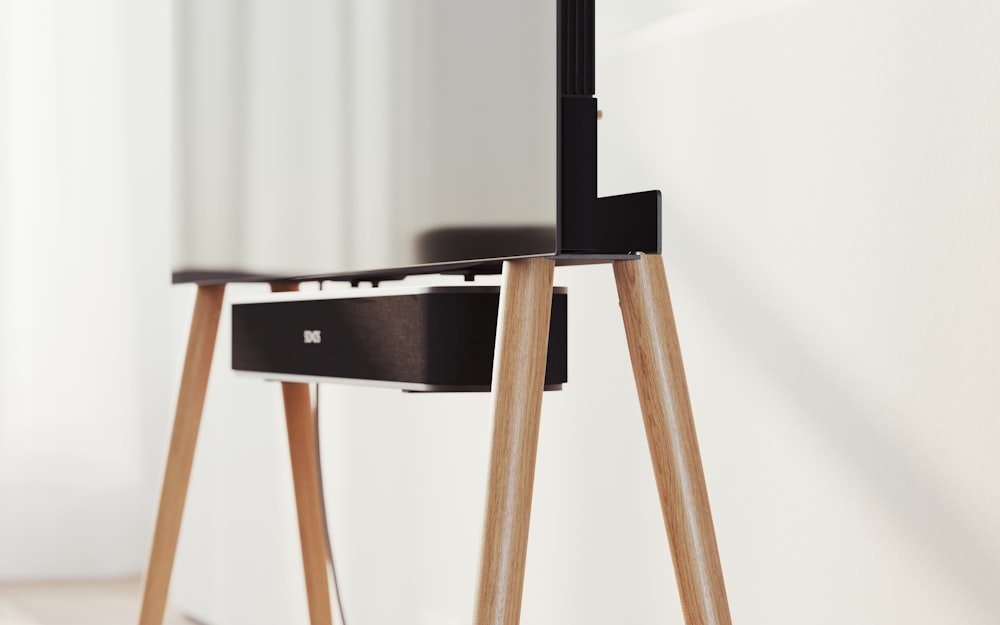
left=0, top=579, right=193, bottom=625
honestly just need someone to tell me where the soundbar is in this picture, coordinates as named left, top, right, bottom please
left=231, top=286, right=568, bottom=392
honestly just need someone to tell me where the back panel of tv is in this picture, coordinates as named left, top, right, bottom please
left=173, top=0, right=559, bottom=282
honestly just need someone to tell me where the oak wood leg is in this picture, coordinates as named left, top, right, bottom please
left=272, top=283, right=334, bottom=625
left=138, top=284, right=226, bottom=625
left=474, top=258, right=555, bottom=625
left=613, top=254, right=732, bottom=625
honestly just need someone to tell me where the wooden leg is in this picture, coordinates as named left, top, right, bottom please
left=613, top=254, right=732, bottom=625
left=474, top=258, right=555, bottom=625
left=272, top=283, right=334, bottom=625
left=139, top=284, right=226, bottom=625
left=278, top=382, right=334, bottom=625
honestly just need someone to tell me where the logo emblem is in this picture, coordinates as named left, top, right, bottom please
left=303, top=330, right=322, bottom=344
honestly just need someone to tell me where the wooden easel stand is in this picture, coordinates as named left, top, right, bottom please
left=137, top=253, right=731, bottom=625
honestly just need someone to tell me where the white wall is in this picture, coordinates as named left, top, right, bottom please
left=0, top=0, right=174, bottom=580
left=173, top=2, right=1000, bottom=624
left=594, top=2, right=1000, bottom=623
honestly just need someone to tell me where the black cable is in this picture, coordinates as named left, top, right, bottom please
left=314, top=385, right=349, bottom=625
left=313, top=283, right=348, bottom=625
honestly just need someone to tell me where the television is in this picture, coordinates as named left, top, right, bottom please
left=172, top=0, right=657, bottom=284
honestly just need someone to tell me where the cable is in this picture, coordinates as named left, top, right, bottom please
left=314, top=383, right=349, bottom=625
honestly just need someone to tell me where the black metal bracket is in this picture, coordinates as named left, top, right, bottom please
left=593, top=190, right=662, bottom=255
left=559, top=190, right=661, bottom=257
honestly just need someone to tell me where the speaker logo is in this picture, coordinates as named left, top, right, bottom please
left=303, top=330, right=322, bottom=344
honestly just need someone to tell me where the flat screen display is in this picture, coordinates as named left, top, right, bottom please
left=172, top=0, right=558, bottom=282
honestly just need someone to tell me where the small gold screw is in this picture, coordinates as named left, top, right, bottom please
left=597, top=109, right=604, bottom=120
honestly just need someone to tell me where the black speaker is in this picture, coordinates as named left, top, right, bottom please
left=232, top=286, right=568, bottom=392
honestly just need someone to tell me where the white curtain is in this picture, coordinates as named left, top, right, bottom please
left=0, top=0, right=173, bottom=579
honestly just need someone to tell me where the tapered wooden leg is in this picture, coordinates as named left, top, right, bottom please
left=272, top=283, right=334, bottom=625
left=139, top=284, right=226, bottom=625
left=613, top=254, right=732, bottom=625
left=474, top=258, right=555, bottom=625
left=278, top=382, right=334, bottom=625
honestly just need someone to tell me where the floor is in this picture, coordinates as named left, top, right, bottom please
left=0, top=579, right=193, bottom=625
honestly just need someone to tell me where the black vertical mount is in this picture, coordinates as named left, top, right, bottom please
left=556, top=0, right=660, bottom=262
